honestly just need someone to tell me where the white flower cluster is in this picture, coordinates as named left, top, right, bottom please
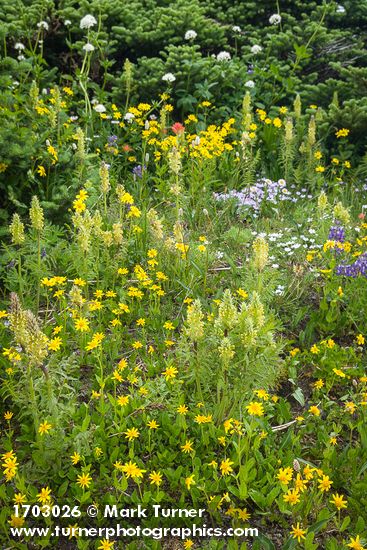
left=37, top=21, right=49, bottom=30
left=245, top=80, right=255, bottom=88
left=269, top=14, right=282, bottom=25
left=184, top=30, right=197, bottom=40
left=251, top=44, right=262, bottom=54
left=14, top=42, right=25, bottom=51
left=83, top=43, right=95, bottom=52
left=232, top=25, right=241, bottom=33
left=217, top=51, right=231, bottom=61
left=162, top=72, right=176, bottom=83
left=94, top=104, right=106, bottom=113
left=124, top=112, right=135, bottom=122
left=80, top=14, right=97, bottom=30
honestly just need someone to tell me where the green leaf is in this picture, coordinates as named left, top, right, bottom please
left=340, top=515, right=351, bottom=532
left=308, top=516, right=331, bottom=534
left=292, top=387, right=305, bottom=406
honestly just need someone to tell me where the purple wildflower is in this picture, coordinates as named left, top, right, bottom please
left=328, top=221, right=345, bottom=242
left=132, top=165, right=145, bottom=178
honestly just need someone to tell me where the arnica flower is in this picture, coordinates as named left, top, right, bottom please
left=220, top=459, right=234, bottom=475
left=147, top=420, right=159, bottom=430
left=98, top=540, right=114, bottom=550
left=290, top=523, right=307, bottom=543
left=124, top=427, right=139, bottom=441
left=318, top=475, right=333, bottom=492
left=37, top=165, right=46, bottom=177
left=13, top=493, right=27, bottom=505
left=149, top=471, right=162, bottom=486
left=48, top=337, right=62, bottom=351
left=71, top=452, right=81, bottom=465
left=74, top=318, right=90, bottom=332
left=37, top=487, right=52, bottom=505
left=277, top=467, right=293, bottom=485
left=38, top=420, right=52, bottom=435
left=335, top=128, right=350, bottom=138
left=85, top=332, right=105, bottom=351
left=345, top=401, right=357, bottom=414
left=283, top=488, right=300, bottom=505
left=76, top=472, right=92, bottom=489
left=246, top=401, right=264, bottom=416
left=121, top=461, right=145, bottom=479
left=185, top=475, right=195, bottom=489
left=162, top=365, right=178, bottom=381
left=347, top=535, right=365, bottom=549
left=8, top=515, right=25, bottom=528
left=181, top=440, right=194, bottom=453
left=330, top=493, right=347, bottom=510
left=308, top=405, right=321, bottom=416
